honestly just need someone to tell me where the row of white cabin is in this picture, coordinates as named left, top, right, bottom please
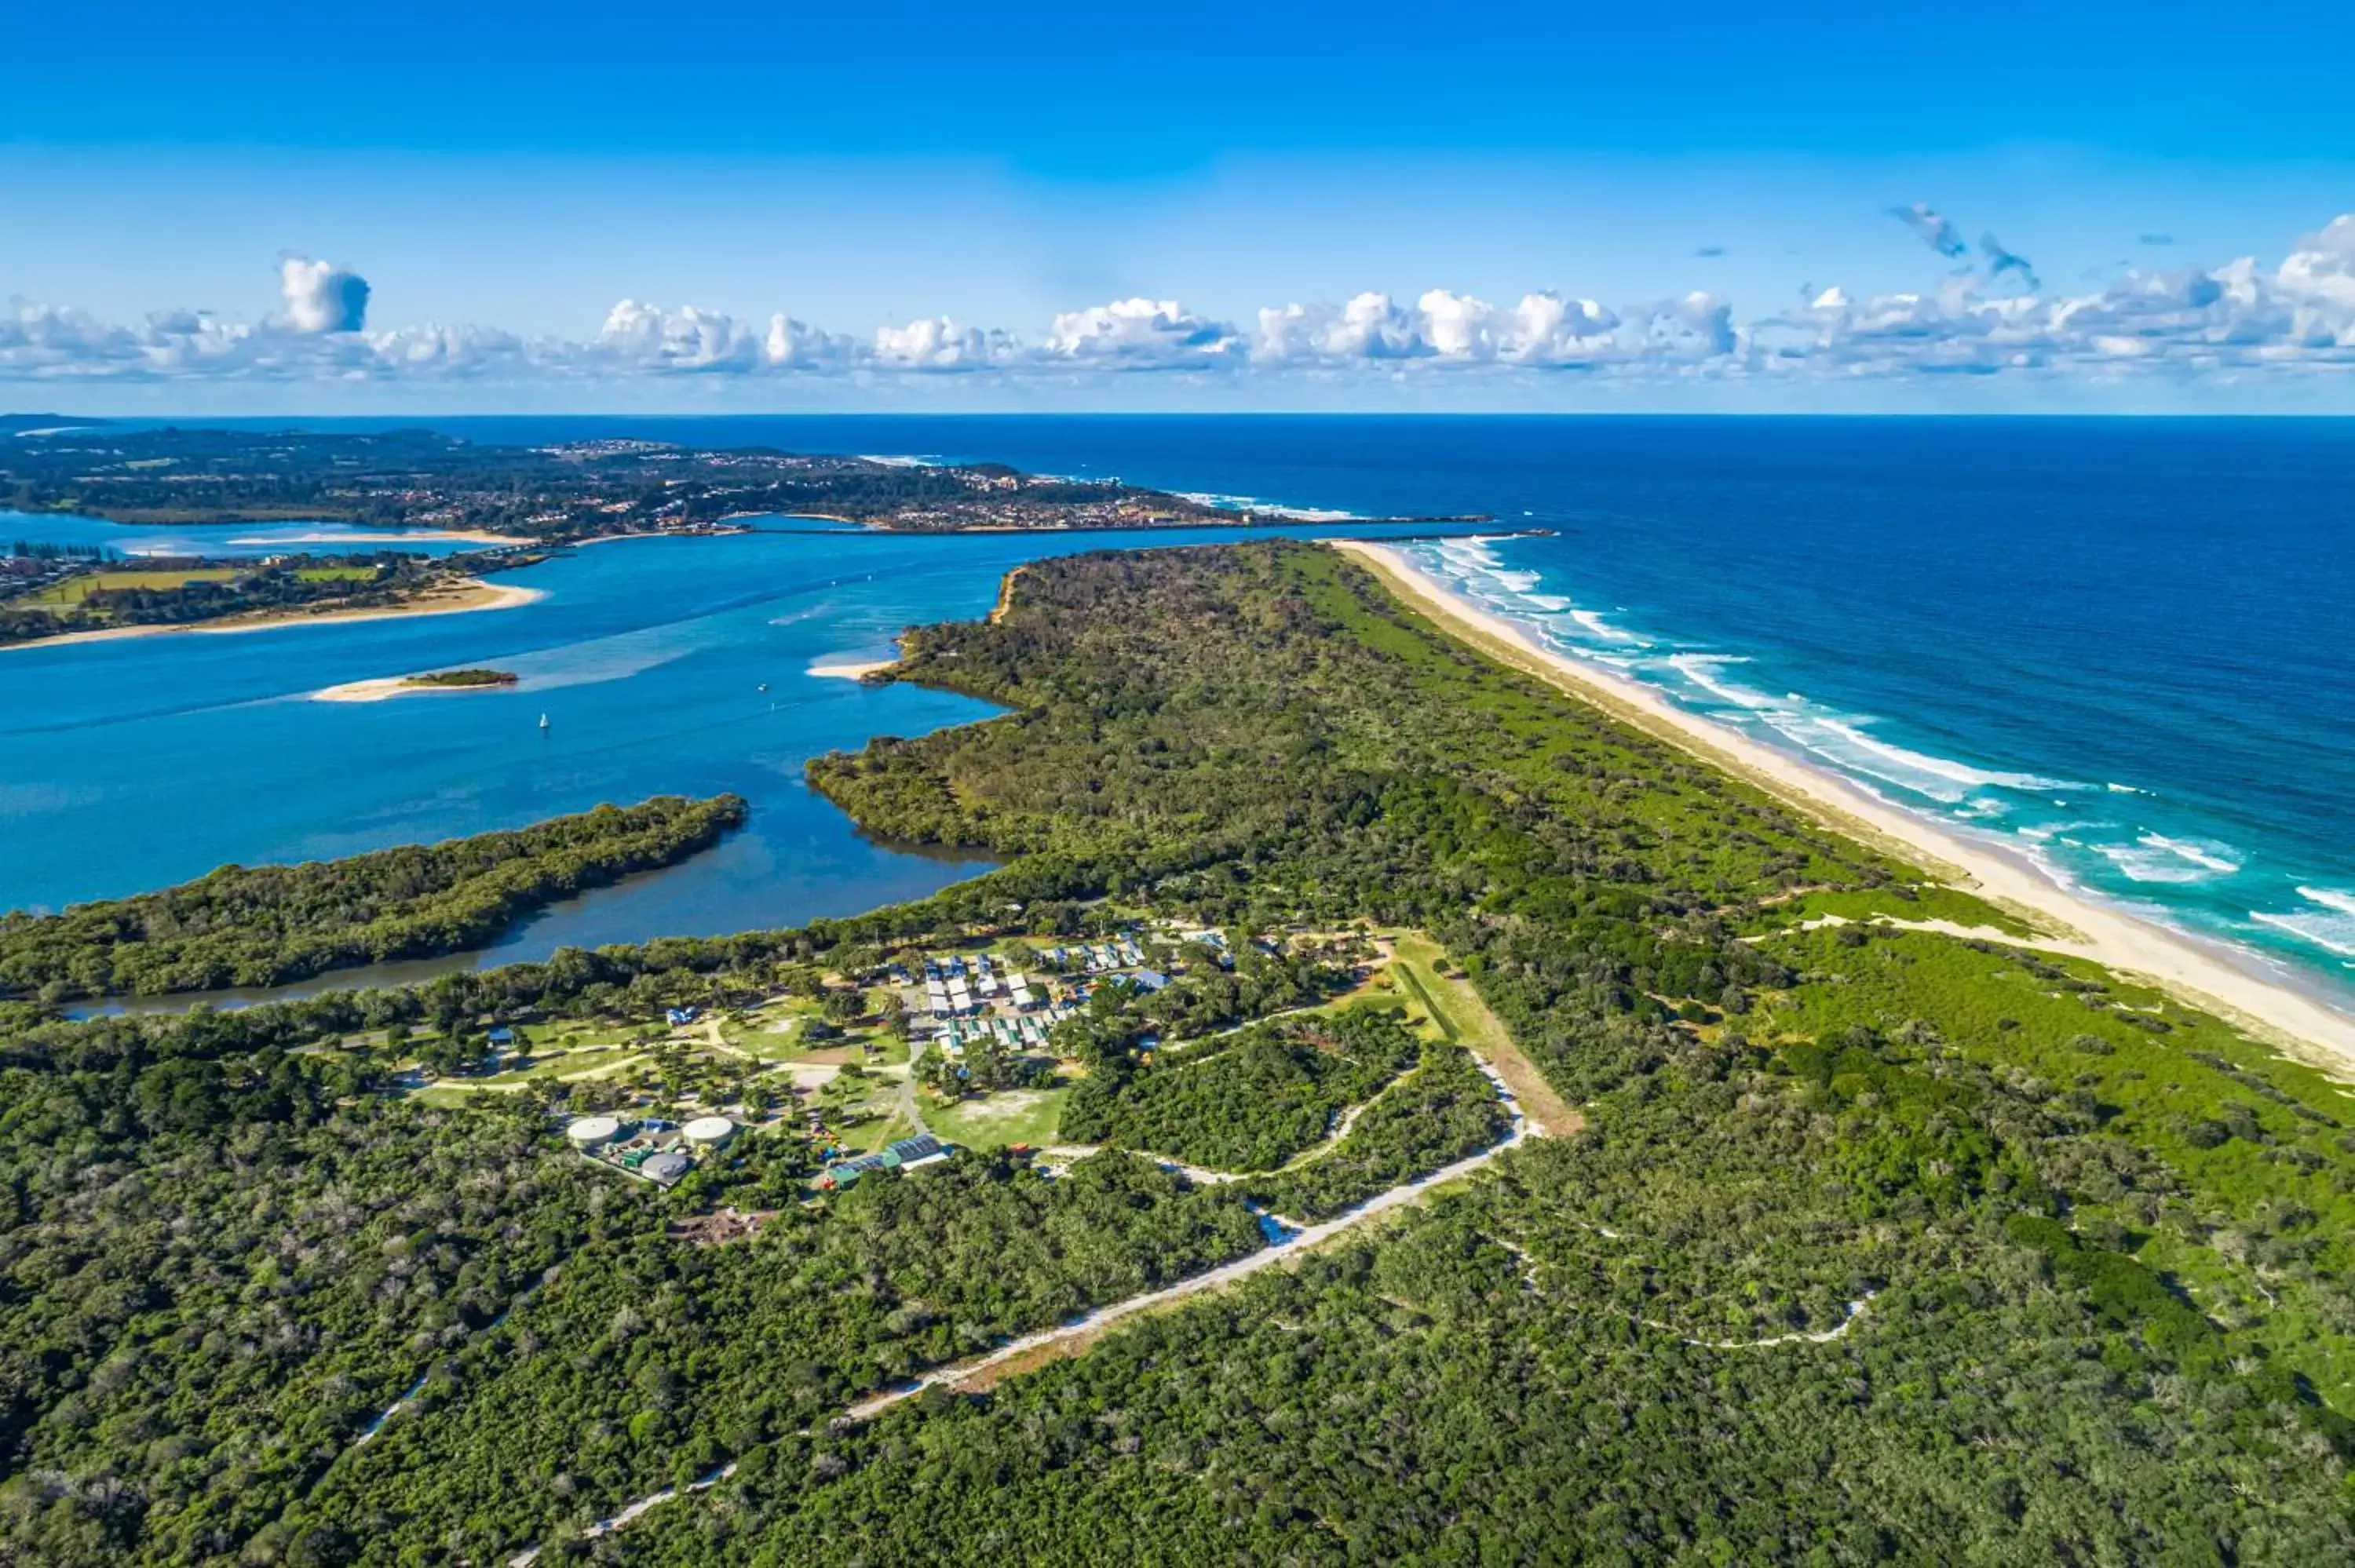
left=918, top=939, right=1149, bottom=1021
left=922, top=965, right=1038, bottom=1019
left=937, top=1011, right=1061, bottom=1056
left=1047, top=939, right=1147, bottom=972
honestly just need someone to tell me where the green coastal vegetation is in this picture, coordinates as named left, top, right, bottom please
left=1061, top=1005, right=1422, bottom=1170
left=0, top=552, right=453, bottom=647
left=1, top=539, right=2351, bottom=1563
left=398, top=666, right=517, bottom=688
left=0, top=794, right=747, bottom=1001
left=0, top=423, right=1284, bottom=542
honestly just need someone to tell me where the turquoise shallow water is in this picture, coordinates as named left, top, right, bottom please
left=5, top=512, right=498, bottom=560
left=0, top=513, right=1464, bottom=968
left=8, top=414, right=2353, bottom=1012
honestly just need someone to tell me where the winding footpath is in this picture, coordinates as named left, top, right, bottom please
left=507, top=1063, right=1535, bottom=1565
left=1666, top=1292, right=1878, bottom=1350
left=848, top=1096, right=1532, bottom=1420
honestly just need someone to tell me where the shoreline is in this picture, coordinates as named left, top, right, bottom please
left=574, top=527, right=758, bottom=547
left=807, top=659, right=896, bottom=680
left=1332, top=539, right=2355, bottom=1078
left=315, top=673, right=520, bottom=704
left=224, top=528, right=533, bottom=547
left=2, top=579, right=546, bottom=653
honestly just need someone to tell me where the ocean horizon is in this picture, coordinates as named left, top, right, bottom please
left=5, top=414, right=2351, bottom=1011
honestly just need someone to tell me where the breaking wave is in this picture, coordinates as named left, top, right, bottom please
left=2251, top=888, right=2355, bottom=961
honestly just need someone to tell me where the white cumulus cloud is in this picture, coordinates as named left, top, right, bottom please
left=278, top=254, right=371, bottom=334
left=597, top=300, right=764, bottom=371
left=871, top=316, right=1015, bottom=370
left=1415, top=290, right=1621, bottom=363
left=1758, top=217, right=2355, bottom=380
left=1254, top=293, right=1427, bottom=363
left=5, top=221, right=2353, bottom=398
left=1043, top=298, right=1240, bottom=366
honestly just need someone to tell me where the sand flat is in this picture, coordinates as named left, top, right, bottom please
left=225, top=528, right=532, bottom=546
left=314, top=673, right=519, bottom=704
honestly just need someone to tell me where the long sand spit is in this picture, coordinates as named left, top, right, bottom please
left=4, top=579, right=546, bottom=654
left=1332, top=539, right=2355, bottom=1079
left=224, top=528, right=532, bottom=546
left=315, top=673, right=520, bottom=704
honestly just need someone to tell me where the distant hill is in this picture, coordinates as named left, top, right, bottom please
left=0, top=414, right=110, bottom=436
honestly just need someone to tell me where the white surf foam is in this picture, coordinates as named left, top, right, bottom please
left=2095, top=841, right=2231, bottom=885
left=1409, top=537, right=2355, bottom=987
left=2134, top=833, right=2243, bottom=876
left=1664, top=654, right=1780, bottom=712
left=2014, top=820, right=2115, bottom=843
left=1569, top=608, right=1639, bottom=644
left=1431, top=541, right=2091, bottom=814
left=2250, top=888, right=2355, bottom=960
left=1435, top=538, right=1506, bottom=574
left=1174, top=490, right=1359, bottom=522
left=2296, top=886, right=2355, bottom=919
left=1808, top=717, right=2081, bottom=795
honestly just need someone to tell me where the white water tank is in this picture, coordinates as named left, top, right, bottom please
left=683, top=1115, right=737, bottom=1148
left=566, top=1115, right=623, bottom=1148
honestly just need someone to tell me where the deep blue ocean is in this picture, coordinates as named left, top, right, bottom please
left=5, top=416, right=2351, bottom=1008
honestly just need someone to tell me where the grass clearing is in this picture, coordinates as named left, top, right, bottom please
left=1389, top=930, right=1581, bottom=1136
left=19, top=567, right=241, bottom=607
left=929, top=1085, right=1072, bottom=1149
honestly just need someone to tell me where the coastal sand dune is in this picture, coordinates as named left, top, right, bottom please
left=1334, top=539, right=2355, bottom=1078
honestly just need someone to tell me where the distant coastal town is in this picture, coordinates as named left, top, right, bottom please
left=7, top=415, right=2355, bottom=1566
left=0, top=418, right=1488, bottom=647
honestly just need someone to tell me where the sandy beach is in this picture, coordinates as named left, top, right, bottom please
left=225, top=528, right=532, bottom=547
left=807, top=658, right=896, bottom=680
left=2, top=579, right=546, bottom=653
left=315, top=673, right=520, bottom=703
left=1334, top=539, right=2355, bottom=1078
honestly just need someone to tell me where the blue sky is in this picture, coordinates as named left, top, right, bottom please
left=5, top=0, right=2353, bottom=410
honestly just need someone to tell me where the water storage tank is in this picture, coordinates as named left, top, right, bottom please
left=642, top=1151, right=692, bottom=1184
left=683, top=1115, right=737, bottom=1148
left=566, top=1115, right=622, bottom=1148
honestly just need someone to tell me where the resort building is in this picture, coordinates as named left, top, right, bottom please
left=820, top=1133, right=952, bottom=1190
